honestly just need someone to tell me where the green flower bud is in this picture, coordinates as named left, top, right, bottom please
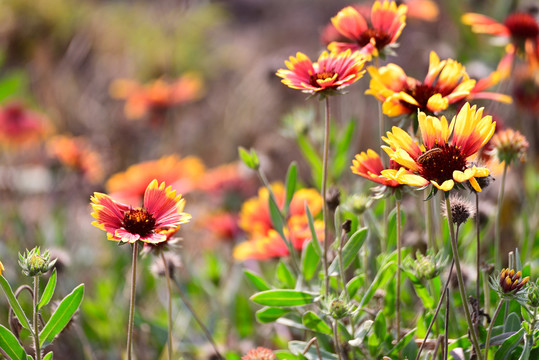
left=19, top=247, right=57, bottom=277
left=330, top=299, right=348, bottom=320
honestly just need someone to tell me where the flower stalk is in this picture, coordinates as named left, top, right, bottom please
left=396, top=199, right=402, bottom=341
left=485, top=299, right=504, bottom=359
left=126, top=242, right=138, bottom=360
left=161, top=253, right=174, bottom=360
left=33, top=276, right=42, bottom=360
left=322, top=96, right=331, bottom=297
left=495, top=162, right=508, bottom=269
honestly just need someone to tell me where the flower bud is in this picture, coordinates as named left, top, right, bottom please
left=330, top=299, right=349, bottom=319
left=499, top=268, right=529, bottom=294
left=491, top=128, right=529, bottom=165
left=527, top=280, right=539, bottom=307
left=18, top=247, right=56, bottom=277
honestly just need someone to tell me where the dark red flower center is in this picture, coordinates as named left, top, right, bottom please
left=123, top=208, right=156, bottom=237
left=356, top=28, right=392, bottom=50
left=504, top=13, right=539, bottom=40
left=310, top=71, right=337, bottom=87
left=417, top=144, right=467, bottom=184
left=400, top=82, right=454, bottom=113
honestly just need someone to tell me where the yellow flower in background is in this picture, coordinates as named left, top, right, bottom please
left=381, top=103, right=495, bottom=192
left=0, top=261, right=4, bottom=276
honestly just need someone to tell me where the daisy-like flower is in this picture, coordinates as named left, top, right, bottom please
left=351, top=149, right=400, bottom=187
left=91, top=180, right=191, bottom=244
left=106, top=155, right=205, bottom=206
left=110, top=74, right=204, bottom=121
left=380, top=103, right=495, bottom=192
left=491, top=128, right=529, bottom=165
left=276, top=49, right=367, bottom=96
left=497, top=268, right=529, bottom=295
left=328, top=1, right=407, bottom=57
left=366, top=51, right=509, bottom=117
left=47, top=135, right=104, bottom=184
left=242, top=347, right=275, bottom=360
left=0, top=102, right=50, bottom=147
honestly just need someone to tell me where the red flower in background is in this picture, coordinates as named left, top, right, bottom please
left=0, top=102, right=49, bottom=147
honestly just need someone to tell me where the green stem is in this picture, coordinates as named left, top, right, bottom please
left=495, top=163, right=508, bottom=269
left=161, top=253, right=173, bottom=360
left=426, top=192, right=435, bottom=251
left=322, top=96, right=331, bottom=297
left=172, top=277, right=224, bottom=360
left=485, top=299, right=504, bottom=360
left=444, top=290, right=449, bottom=360
left=445, top=196, right=483, bottom=360
left=333, top=320, right=343, bottom=360
left=33, top=276, right=42, bottom=360
left=476, top=192, right=481, bottom=310
left=396, top=200, right=402, bottom=342
left=126, top=242, right=139, bottom=360
left=337, top=224, right=355, bottom=337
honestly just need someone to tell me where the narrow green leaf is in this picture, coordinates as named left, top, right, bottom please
left=276, top=261, right=296, bottom=289
left=328, top=227, right=367, bottom=274
left=43, top=352, right=53, bottom=360
left=250, top=149, right=260, bottom=169
left=304, top=204, right=322, bottom=257
left=331, top=119, right=355, bottom=178
left=268, top=195, right=287, bottom=243
left=368, top=311, right=387, bottom=354
left=302, top=311, right=332, bottom=335
left=40, top=284, right=84, bottom=347
left=0, top=324, right=27, bottom=360
left=289, top=340, right=338, bottom=360
left=250, top=289, right=315, bottom=307
left=0, top=276, right=31, bottom=330
left=387, top=208, right=405, bottom=251
left=38, top=269, right=57, bottom=310
left=255, top=307, right=290, bottom=323
left=234, top=294, right=253, bottom=337
left=296, top=134, right=322, bottom=186
left=504, top=312, right=520, bottom=332
left=301, top=241, right=320, bottom=282
left=494, top=327, right=525, bottom=360
left=519, top=334, right=531, bottom=360
left=389, top=328, right=416, bottom=356
left=346, top=275, right=364, bottom=298
left=284, top=162, right=297, bottom=214
left=358, top=261, right=396, bottom=310
left=404, top=273, right=434, bottom=309
left=238, top=147, right=254, bottom=168
left=244, top=270, right=271, bottom=291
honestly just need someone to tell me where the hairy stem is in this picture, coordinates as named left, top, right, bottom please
left=126, top=242, right=139, bottom=360
left=33, top=276, right=42, bottom=360
left=322, top=96, right=331, bottom=297
left=485, top=299, right=504, bottom=360
left=161, top=253, right=174, bottom=360
left=396, top=200, right=402, bottom=342
left=495, top=163, right=508, bottom=269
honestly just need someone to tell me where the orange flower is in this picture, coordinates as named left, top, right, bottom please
left=328, top=1, right=407, bottom=57
left=201, top=211, right=241, bottom=242
left=366, top=51, right=509, bottom=117
left=197, top=162, right=255, bottom=196
left=233, top=183, right=324, bottom=260
left=106, top=155, right=205, bottom=206
left=110, top=74, right=204, bottom=120
left=0, top=102, right=49, bottom=147
left=47, top=135, right=104, bottom=184
left=351, top=149, right=400, bottom=187
left=276, top=50, right=367, bottom=96
left=91, top=180, right=191, bottom=244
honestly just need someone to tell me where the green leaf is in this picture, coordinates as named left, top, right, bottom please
left=43, top=352, right=53, bottom=360
left=234, top=294, right=253, bottom=338
left=358, top=261, right=396, bottom=310
left=238, top=147, right=255, bottom=168
left=274, top=351, right=298, bottom=360
left=305, top=204, right=322, bottom=257
left=250, top=289, right=316, bottom=307
left=301, top=241, right=320, bottom=282
left=244, top=270, right=271, bottom=291
left=346, top=275, right=364, bottom=298
left=519, top=334, right=531, bottom=360
left=404, top=273, right=434, bottom=309
left=389, top=328, right=416, bottom=356
left=387, top=208, right=405, bottom=251
left=284, top=162, right=297, bottom=214
left=504, top=312, right=521, bottom=333
left=302, top=311, right=332, bottom=335
left=0, top=324, right=27, bottom=360
left=277, top=261, right=296, bottom=289
left=296, top=134, right=322, bottom=187
left=494, top=327, right=525, bottom=360
left=289, top=340, right=338, bottom=360
left=268, top=195, right=287, bottom=243
left=0, top=71, right=28, bottom=101
left=328, top=227, right=367, bottom=274
left=255, top=307, right=290, bottom=323
left=38, top=269, right=57, bottom=310
left=0, top=276, right=31, bottom=330
left=368, top=311, right=387, bottom=354
left=40, top=284, right=85, bottom=347
left=331, top=119, right=355, bottom=178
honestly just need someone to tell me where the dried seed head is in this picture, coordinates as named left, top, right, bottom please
left=442, top=195, right=475, bottom=226
left=326, top=187, right=341, bottom=212
left=150, top=252, right=182, bottom=279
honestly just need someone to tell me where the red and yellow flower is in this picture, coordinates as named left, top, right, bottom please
left=91, top=180, right=191, bottom=244
left=0, top=102, right=50, bottom=147
left=276, top=49, right=367, bottom=96
left=106, top=155, right=205, bottom=206
left=351, top=149, right=400, bottom=187
left=110, top=74, right=204, bottom=120
left=366, top=51, right=509, bottom=117
left=47, top=135, right=104, bottom=184
left=328, top=1, right=407, bottom=57
left=233, top=183, right=324, bottom=260
left=380, top=103, right=495, bottom=192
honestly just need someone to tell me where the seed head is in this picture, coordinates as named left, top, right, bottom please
left=442, top=195, right=475, bottom=226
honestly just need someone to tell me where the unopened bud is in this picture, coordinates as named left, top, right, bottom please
left=18, top=247, right=56, bottom=277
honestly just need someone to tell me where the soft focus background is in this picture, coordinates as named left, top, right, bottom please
left=0, top=0, right=538, bottom=358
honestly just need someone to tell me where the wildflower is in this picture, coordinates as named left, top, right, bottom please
left=366, top=51, right=509, bottom=117
left=276, top=49, right=367, bottom=97
left=498, top=268, right=529, bottom=294
left=106, top=155, right=205, bottom=206
left=442, top=195, right=475, bottom=226
left=233, top=183, right=324, bottom=260
left=110, top=75, right=204, bottom=121
left=91, top=180, right=191, bottom=244
left=201, top=211, right=241, bottom=242
left=242, top=347, right=275, bottom=360
left=351, top=149, right=401, bottom=187
left=198, top=162, right=256, bottom=197
left=47, top=135, right=104, bottom=184
left=19, top=247, right=57, bottom=277
left=490, top=128, right=529, bottom=165
left=380, top=103, right=495, bottom=192
left=513, top=63, right=539, bottom=114
left=0, top=102, right=49, bottom=147
left=328, top=1, right=407, bottom=57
